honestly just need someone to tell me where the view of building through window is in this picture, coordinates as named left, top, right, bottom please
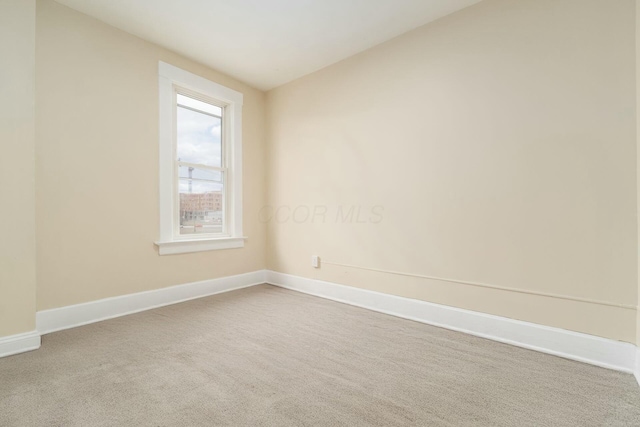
left=176, top=92, right=224, bottom=235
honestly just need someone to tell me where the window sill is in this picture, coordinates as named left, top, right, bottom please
left=154, top=236, right=246, bottom=255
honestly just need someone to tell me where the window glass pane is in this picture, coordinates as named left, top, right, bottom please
left=177, top=94, right=222, bottom=117
left=178, top=165, right=221, bottom=182
left=178, top=178, right=224, bottom=235
left=176, top=102, right=222, bottom=168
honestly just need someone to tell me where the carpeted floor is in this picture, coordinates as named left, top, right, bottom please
left=1, top=284, right=639, bottom=426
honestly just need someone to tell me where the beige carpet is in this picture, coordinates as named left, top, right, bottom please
left=1, top=285, right=639, bottom=426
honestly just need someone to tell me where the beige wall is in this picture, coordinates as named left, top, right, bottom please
left=266, top=0, right=638, bottom=342
left=35, top=0, right=266, bottom=310
left=637, top=0, right=640, bottom=348
left=0, top=0, right=37, bottom=336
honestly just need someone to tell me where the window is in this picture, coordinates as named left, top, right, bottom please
left=176, top=92, right=224, bottom=236
left=155, top=62, right=244, bottom=255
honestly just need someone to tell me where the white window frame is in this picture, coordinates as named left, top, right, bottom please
left=155, top=62, right=245, bottom=255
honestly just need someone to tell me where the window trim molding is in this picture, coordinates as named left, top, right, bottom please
left=155, top=236, right=246, bottom=256
left=155, top=61, right=244, bottom=255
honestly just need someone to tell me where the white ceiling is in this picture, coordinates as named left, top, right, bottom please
left=54, top=0, right=482, bottom=90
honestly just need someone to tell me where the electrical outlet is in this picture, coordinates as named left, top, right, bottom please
left=311, top=255, right=320, bottom=268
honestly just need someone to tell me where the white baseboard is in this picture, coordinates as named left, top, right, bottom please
left=37, top=270, right=267, bottom=335
left=635, top=349, right=640, bottom=386
left=266, top=271, right=637, bottom=373
left=6, top=268, right=639, bottom=379
left=0, top=330, right=41, bottom=358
